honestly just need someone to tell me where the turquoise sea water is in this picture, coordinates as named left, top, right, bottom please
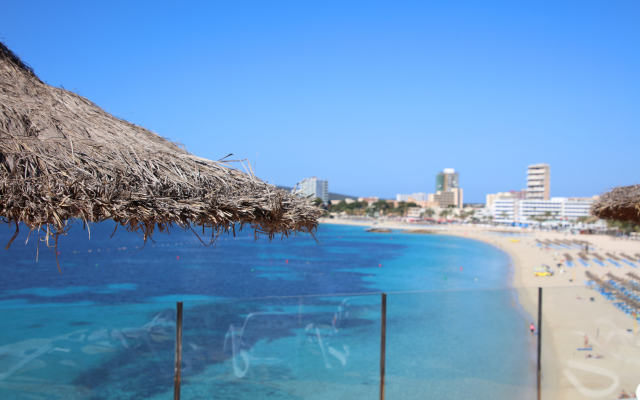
left=0, top=222, right=535, bottom=399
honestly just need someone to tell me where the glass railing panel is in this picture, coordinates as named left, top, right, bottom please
left=541, top=283, right=640, bottom=399
left=181, top=293, right=382, bottom=399
left=0, top=302, right=176, bottom=400
left=386, top=288, right=538, bottom=400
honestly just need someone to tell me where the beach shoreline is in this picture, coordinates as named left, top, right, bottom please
left=319, top=218, right=640, bottom=399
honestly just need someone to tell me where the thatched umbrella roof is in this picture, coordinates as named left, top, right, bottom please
left=590, top=185, right=640, bottom=223
left=0, top=42, right=322, bottom=259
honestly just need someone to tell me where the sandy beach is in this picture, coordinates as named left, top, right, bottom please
left=320, top=218, right=640, bottom=399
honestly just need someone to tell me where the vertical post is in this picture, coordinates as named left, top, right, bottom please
left=380, top=293, right=387, bottom=400
left=537, top=288, right=542, bottom=400
left=298, top=297, right=303, bottom=328
left=174, top=302, right=183, bottom=400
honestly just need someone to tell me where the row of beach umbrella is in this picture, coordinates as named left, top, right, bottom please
left=575, top=252, right=640, bottom=268
left=586, top=271, right=640, bottom=320
left=534, top=237, right=640, bottom=268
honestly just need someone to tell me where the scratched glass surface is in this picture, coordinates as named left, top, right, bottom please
left=0, top=302, right=176, bottom=400
left=541, top=285, right=640, bottom=400
left=180, top=294, right=381, bottom=400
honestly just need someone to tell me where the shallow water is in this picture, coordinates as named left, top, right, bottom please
left=0, top=222, right=536, bottom=399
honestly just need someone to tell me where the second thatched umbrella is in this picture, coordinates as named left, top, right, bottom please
left=590, top=185, right=640, bottom=224
left=0, top=42, right=323, bottom=260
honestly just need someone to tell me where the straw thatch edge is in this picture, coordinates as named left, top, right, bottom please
left=0, top=42, right=324, bottom=271
left=590, top=185, right=640, bottom=224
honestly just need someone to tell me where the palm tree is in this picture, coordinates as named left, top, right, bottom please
left=459, top=210, right=474, bottom=221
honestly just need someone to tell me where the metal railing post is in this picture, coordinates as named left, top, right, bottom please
left=380, top=293, right=387, bottom=400
left=174, top=302, right=183, bottom=400
left=537, top=288, right=542, bottom=400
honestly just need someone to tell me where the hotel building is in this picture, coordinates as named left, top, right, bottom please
left=431, top=168, right=463, bottom=208
left=428, top=189, right=463, bottom=209
left=526, top=164, right=550, bottom=200
left=436, top=168, right=459, bottom=192
left=493, top=197, right=597, bottom=224
left=486, top=190, right=526, bottom=209
left=295, top=177, right=329, bottom=204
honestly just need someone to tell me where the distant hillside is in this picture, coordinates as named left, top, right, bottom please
left=276, top=186, right=358, bottom=201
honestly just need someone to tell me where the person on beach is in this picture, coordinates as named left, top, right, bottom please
left=584, top=334, right=589, bottom=347
left=530, top=323, right=535, bottom=334
left=618, top=389, right=629, bottom=398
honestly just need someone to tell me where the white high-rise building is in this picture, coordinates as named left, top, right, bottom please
left=526, top=164, right=550, bottom=200
left=295, top=177, right=329, bottom=204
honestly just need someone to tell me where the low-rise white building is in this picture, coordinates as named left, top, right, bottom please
left=492, top=196, right=598, bottom=224
left=494, top=199, right=516, bottom=223
left=486, top=190, right=526, bottom=209
left=406, top=207, right=423, bottom=220
left=396, top=192, right=427, bottom=202
left=358, top=197, right=379, bottom=206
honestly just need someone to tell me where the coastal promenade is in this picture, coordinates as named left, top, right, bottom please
left=320, top=218, right=640, bottom=399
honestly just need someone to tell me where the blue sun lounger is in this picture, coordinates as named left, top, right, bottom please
left=607, top=259, right=622, bottom=267
left=578, top=259, right=589, bottom=267
left=592, top=259, right=606, bottom=267
left=566, top=260, right=574, bottom=268
left=621, top=259, right=638, bottom=268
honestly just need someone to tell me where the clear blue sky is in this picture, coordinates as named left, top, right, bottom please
left=3, top=1, right=639, bottom=202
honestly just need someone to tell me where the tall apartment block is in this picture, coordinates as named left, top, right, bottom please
left=295, top=177, right=329, bottom=204
left=436, top=168, right=459, bottom=192
left=526, top=164, right=550, bottom=200
left=432, top=168, right=463, bottom=208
